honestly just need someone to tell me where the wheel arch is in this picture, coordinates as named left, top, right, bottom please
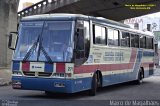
left=140, top=67, right=144, bottom=78
left=95, top=70, right=103, bottom=87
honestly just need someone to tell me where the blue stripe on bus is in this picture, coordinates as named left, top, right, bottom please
left=45, top=63, right=53, bottom=73
left=12, top=69, right=153, bottom=93
left=137, top=50, right=143, bottom=63
left=132, top=50, right=143, bottom=79
left=102, top=72, right=134, bottom=86
left=102, top=68, right=153, bottom=87
left=12, top=76, right=92, bottom=93
left=143, top=51, right=154, bottom=57
left=12, top=61, right=20, bottom=71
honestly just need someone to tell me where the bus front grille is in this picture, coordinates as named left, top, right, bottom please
left=23, top=72, right=52, bottom=77
left=23, top=72, right=35, bottom=76
left=38, top=72, right=52, bottom=77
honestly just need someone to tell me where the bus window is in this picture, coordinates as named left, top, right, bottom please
left=131, top=34, right=139, bottom=48
left=76, top=28, right=85, bottom=58
left=121, top=31, right=130, bottom=47
left=84, top=21, right=90, bottom=58
left=108, top=28, right=114, bottom=46
left=140, top=35, right=146, bottom=48
left=93, top=25, right=106, bottom=45
left=146, top=37, right=153, bottom=49
left=108, top=28, right=119, bottom=46
left=135, top=35, right=139, bottom=48
left=114, top=30, right=119, bottom=46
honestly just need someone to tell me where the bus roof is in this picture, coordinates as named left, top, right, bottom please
left=21, top=13, right=154, bottom=37
left=22, top=13, right=88, bottom=21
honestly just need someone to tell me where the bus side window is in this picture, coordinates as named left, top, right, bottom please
left=75, top=28, right=85, bottom=59
left=131, top=34, right=139, bottom=48
left=84, top=21, right=90, bottom=59
left=113, top=30, right=119, bottom=46
left=140, top=35, right=146, bottom=48
left=108, top=28, right=114, bottom=46
left=135, top=35, right=139, bottom=48
left=121, top=31, right=130, bottom=47
left=146, top=37, right=153, bottom=49
left=107, top=28, right=119, bottom=46
left=93, top=24, right=106, bottom=45
left=131, top=34, right=135, bottom=47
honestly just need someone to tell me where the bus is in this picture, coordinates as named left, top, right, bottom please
left=8, top=14, right=155, bottom=96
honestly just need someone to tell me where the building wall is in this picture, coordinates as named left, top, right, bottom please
left=22, top=2, right=33, bottom=10
left=0, top=0, right=19, bottom=67
left=124, top=16, right=160, bottom=32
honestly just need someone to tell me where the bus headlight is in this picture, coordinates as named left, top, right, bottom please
left=12, top=71, right=22, bottom=76
left=12, top=80, right=21, bottom=89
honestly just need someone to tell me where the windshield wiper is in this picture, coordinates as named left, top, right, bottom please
left=22, top=35, right=40, bottom=62
left=37, top=37, right=53, bottom=63
left=23, top=34, right=53, bottom=63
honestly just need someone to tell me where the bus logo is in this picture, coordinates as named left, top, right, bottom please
left=32, top=66, right=42, bottom=69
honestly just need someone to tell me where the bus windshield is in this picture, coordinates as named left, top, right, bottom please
left=14, top=21, right=73, bottom=62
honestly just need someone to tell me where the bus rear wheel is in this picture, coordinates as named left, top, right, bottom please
left=135, top=69, right=144, bottom=85
left=89, top=73, right=98, bottom=96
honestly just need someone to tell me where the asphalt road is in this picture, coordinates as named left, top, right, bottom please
left=0, top=70, right=160, bottom=106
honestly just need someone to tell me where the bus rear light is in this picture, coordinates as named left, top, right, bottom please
left=56, top=63, right=65, bottom=73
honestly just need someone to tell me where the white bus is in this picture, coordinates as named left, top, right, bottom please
left=8, top=14, right=155, bottom=96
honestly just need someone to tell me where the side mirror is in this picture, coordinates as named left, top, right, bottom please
left=8, top=32, right=18, bottom=50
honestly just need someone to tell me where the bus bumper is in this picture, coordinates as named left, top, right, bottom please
left=12, top=76, right=92, bottom=93
left=12, top=76, right=74, bottom=93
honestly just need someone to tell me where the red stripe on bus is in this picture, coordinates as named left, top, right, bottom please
left=22, top=62, right=30, bottom=72
left=74, top=63, right=134, bottom=74
left=74, top=62, right=154, bottom=74
left=56, top=63, right=65, bottom=73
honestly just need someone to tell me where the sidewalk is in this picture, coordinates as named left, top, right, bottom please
left=0, top=68, right=12, bottom=86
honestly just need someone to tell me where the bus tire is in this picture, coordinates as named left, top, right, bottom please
left=135, top=68, right=143, bottom=85
left=89, top=73, right=98, bottom=96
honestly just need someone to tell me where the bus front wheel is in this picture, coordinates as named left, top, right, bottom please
left=89, top=73, right=98, bottom=96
